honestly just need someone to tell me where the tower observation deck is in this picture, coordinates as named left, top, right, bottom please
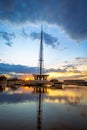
left=33, top=26, right=49, bottom=81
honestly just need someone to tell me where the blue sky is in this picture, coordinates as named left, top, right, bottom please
left=0, top=0, right=87, bottom=80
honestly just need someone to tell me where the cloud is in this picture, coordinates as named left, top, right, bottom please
left=0, top=63, right=87, bottom=80
left=64, top=61, right=69, bottom=63
left=0, top=31, right=15, bottom=46
left=0, top=63, right=38, bottom=74
left=22, top=28, right=59, bottom=47
left=46, top=63, right=87, bottom=80
left=30, top=31, right=59, bottom=47
left=75, top=57, right=87, bottom=65
left=47, top=64, right=80, bottom=73
left=0, top=63, right=79, bottom=78
left=75, top=57, right=87, bottom=61
left=30, top=32, right=40, bottom=40
left=59, top=47, right=68, bottom=51
left=63, top=57, right=87, bottom=70
left=0, top=62, right=83, bottom=74
left=0, top=0, right=87, bottom=41
left=22, top=28, right=29, bottom=38
left=46, top=68, right=67, bottom=73
left=63, top=64, right=77, bottom=70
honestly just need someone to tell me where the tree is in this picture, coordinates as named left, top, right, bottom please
left=50, top=79, right=59, bottom=83
left=0, top=75, right=7, bottom=81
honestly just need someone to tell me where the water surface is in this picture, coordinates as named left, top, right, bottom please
left=0, top=86, right=87, bottom=130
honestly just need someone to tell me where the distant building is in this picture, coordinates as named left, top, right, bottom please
left=63, top=80, right=87, bottom=86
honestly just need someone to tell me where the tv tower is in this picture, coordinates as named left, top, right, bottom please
left=33, top=26, right=49, bottom=81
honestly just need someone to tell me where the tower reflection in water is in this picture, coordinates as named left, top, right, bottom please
left=0, top=86, right=5, bottom=92
left=33, top=87, right=47, bottom=130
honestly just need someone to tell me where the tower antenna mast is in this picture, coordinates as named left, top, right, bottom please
left=39, top=25, right=43, bottom=79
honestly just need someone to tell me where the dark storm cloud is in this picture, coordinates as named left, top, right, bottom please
left=0, top=63, right=38, bottom=74
left=30, top=31, right=59, bottom=47
left=0, top=0, right=87, bottom=41
left=0, top=31, right=15, bottom=46
left=43, top=32, right=60, bottom=47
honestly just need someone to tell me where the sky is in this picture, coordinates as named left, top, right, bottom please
left=0, top=0, right=87, bottom=80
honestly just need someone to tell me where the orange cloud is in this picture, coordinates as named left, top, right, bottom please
left=46, top=70, right=87, bottom=81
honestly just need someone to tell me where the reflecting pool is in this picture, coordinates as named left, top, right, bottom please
left=0, top=86, right=87, bottom=130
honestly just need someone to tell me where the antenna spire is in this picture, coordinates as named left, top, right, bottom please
left=39, top=25, right=43, bottom=79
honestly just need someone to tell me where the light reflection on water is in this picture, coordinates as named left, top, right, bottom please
left=0, top=86, right=87, bottom=130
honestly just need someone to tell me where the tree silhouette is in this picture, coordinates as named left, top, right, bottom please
left=0, top=75, right=7, bottom=81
